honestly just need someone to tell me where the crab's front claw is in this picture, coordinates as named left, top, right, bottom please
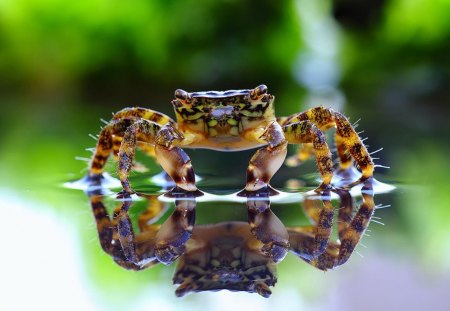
left=261, top=241, right=289, bottom=263
left=242, top=122, right=287, bottom=194
left=155, top=137, right=200, bottom=194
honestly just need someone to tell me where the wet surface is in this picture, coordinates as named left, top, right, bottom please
left=64, top=167, right=395, bottom=298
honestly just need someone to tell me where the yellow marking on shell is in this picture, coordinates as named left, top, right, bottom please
left=240, top=110, right=263, bottom=117
left=186, top=112, right=204, bottom=120
left=208, top=119, right=218, bottom=127
left=227, top=118, right=238, bottom=126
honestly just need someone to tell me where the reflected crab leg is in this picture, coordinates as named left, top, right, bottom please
left=89, top=192, right=159, bottom=270
left=117, top=196, right=196, bottom=266
left=287, top=192, right=334, bottom=261
left=309, top=184, right=375, bottom=270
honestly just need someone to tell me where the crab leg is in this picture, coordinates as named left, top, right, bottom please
left=283, top=121, right=333, bottom=191
left=334, top=111, right=374, bottom=181
left=287, top=192, right=334, bottom=261
left=89, top=192, right=159, bottom=270
left=112, top=107, right=174, bottom=124
left=282, top=107, right=374, bottom=184
left=90, top=119, right=134, bottom=175
left=111, top=107, right=172, bottom=160
left=117, top=197, right=196, bottom=265
left=117, top=119, right=163, bottom=192
left=112, top=135, right=156, bottom=161
left=89, top=108, right=173, bottom=176
left=118, top=120, right=197, bottom=193
left=309, top=185, right=375, bottom=270
left=243, top=121, right=288, bottom=192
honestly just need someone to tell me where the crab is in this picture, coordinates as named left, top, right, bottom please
left=88, top=183, right=376, bottom=297
left=86, top=84, right=374, bottom=194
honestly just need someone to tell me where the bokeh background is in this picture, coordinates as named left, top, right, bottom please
left=1, top=0, right=450, bottom=310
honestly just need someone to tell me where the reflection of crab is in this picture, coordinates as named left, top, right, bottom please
left=86, top=85, right=374, bottom=194
left=89, top=185, right=376, bottom=297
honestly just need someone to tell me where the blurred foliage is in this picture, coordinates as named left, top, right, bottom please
left=336, top=0, right=450, bottom=145
left=0, top=0, right=301, bottom=99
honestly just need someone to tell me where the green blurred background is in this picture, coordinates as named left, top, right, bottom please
left=1, top=0, right=450, bottom=310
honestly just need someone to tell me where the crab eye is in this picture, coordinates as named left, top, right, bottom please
left=250, top=84, right=268, bottom=100
left=174, top=89, right=191, bottom=103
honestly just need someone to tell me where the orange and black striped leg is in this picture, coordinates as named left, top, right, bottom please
left=112, top=107, right=174, bottom=125
left=117, top=197, right=196, bottom=266
left=87, top=119, right=134, bottom=188
left=111, top=107, right=173, bottom=162
left=333, top=112, right=374, bottom=187
left=117, top=119, right=163, bottom=193
left=287, top=192, right=334, bottom=261
left=241, top=122, right=288, bottom=195
left=246, top=198, right=289, bottom=262
left=335, top=133, right=352, bottom=171
left=89, top=192, right=158, bottom=270
left=115, top=198, right=164, bottom=268
left=309, top=184, right=375, bottom=270
left=112, top=107, right=172, bottom=170
left=113, top=135, right=157, bottom=173
left=283, top=121, right=333, bottom=192
left=283, top=107, right=374, bottom=187
left=113, top=136, right=157, bottom=160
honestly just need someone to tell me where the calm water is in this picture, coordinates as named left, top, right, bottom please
left=7, top=165, right=448, bottom=311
